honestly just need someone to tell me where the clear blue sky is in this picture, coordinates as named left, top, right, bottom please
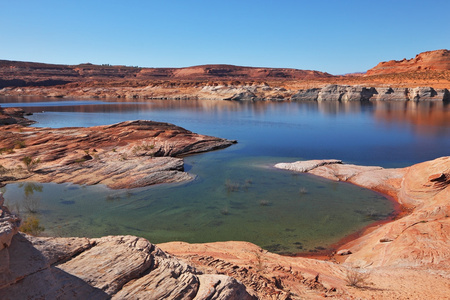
left=1, top=0, right=449, bottom=75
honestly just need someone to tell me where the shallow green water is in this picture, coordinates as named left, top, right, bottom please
left=3, top=154, right=393, bottom=254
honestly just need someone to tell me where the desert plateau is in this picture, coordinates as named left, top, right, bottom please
left=1, top=49, right=450, bottom=101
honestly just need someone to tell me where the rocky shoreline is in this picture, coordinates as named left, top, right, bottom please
left=1, top=157, right=449, bottom=299
left=275, top=158, right=450, bottom=267
left=0, top=228, right=254, bottom=299
left=0, top=106, right=35, bottom=126
left=2, top=83, right=450, bottom=102
left=291, top=85, right=450, bottom=102
left=0, top=117, right=235, bottom=189
left=160, top=157, right=450, bottom=299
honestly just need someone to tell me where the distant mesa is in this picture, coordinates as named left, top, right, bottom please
left=2, top=49, right=450, bottom=93
left=0, top=59, right=333, bottom=89
left=367, top=49, right=450, bottom=75
left=138, top=64, right=333, bottom=80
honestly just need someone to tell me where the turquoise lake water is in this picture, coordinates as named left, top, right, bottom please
left=1, top=97, right=450, bottom=254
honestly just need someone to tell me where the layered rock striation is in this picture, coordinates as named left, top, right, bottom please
left=0, top=119, right=235, bottom=189
left=0, top=60, right=333, bottom=89
left=367, top=49, right=450, bottom=75
left=0, top=234, right=254, bottom=299
left=0, top=107, right=35, bottom=126
left=4, top=82, right=449, bottom=102
left=291, top=85, right=450, bottom=102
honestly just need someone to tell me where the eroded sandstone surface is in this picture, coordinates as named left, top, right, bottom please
left=367, top=49, right=450, bottom=75
left=0, top=233, right=254, bottom=299
left=0, top=107, right=35, bottom=126
left=0, top=118, right=235, bottom=189
left=159, top=239, right=450, bottom=300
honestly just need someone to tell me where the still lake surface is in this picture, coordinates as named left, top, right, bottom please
left=2, top=97, right=450, bottom=254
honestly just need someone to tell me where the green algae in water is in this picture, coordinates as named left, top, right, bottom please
left=2, top=154, right=395, bottom=255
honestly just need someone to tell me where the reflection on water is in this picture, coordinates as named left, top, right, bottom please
left=373, top=101, right=450, bottom=135
left=3, top=182, right=43, bottom=215
left=2, top=97, right=450, bottom=254
left=3, top=96, right=449, bottom=136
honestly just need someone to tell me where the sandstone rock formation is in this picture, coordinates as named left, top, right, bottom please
left=275, top=157, right=450, bottom=268
left=291, top=85, right=450, bottom=101
left=0, top=107, right=35, bottom=126
left=0, top=120, right=235, bottom=189
left=160, top=241, right=344, bottom=299
left=274, top=159, right=342, bottom=173
left=367, top=49, right=450, bottom=75
left=199, top=84, right=286, bottom=101
left=408, top=86, right=450, bottom=101
left=0, top=234, right=254, bottom=299
left=0, top=60, right=334, bottom=101
left=4, top=81, right=449, bottom=102
left=370, top=87, right=408, bottom=101
left=160, top=238, right=450, bottom=300
left=0, top=82, right=296, bottom=101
